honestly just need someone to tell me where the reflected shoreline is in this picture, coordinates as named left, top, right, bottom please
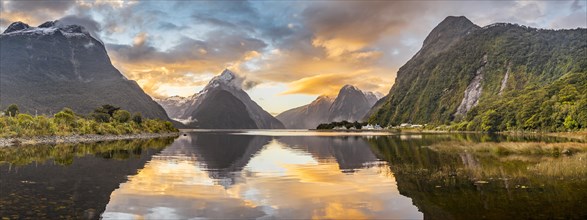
left=0, top=132, right=180, bottom=147
left=1, top=131, right=586, bottom=219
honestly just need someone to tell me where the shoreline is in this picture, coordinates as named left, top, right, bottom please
left=309, top=129, right=587, bottom=140
left=0, top=132, right=180, bottom=147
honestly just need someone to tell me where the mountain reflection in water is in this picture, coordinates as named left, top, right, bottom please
left=102, top=133, right=422, bottom=219
left=1, top=131, right=586, bottom=219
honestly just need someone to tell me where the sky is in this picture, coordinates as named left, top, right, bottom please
left=1, top=0, right=586, bottom=114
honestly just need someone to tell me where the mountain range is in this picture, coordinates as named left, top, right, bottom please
left=3, top=17, right=584, bottom=132
left=0, top=21, right=170, bottom=119
left=156, top=69, right=285, bottom=129
left=277, top=85, right=381, bottom=129
left=368, top=16, right=587, bottom=131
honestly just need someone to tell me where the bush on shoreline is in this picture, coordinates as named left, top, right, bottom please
left=0, top=105, right=177, bottom=138
left=317, top=121, right=367, bottom=130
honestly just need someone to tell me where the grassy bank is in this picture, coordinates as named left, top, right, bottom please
left=0, top=105, right=178, bottom=139
left=427, top=141, right=587, bottom=157
left=425, top=140, right=587, bottom=179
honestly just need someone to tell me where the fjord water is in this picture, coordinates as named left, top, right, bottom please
left=1, top=131, right=586, bottom=219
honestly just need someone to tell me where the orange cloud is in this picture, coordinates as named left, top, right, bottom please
left=280, top=68, right=394, bottom=96
left=0, top=11, right=43, bottom=27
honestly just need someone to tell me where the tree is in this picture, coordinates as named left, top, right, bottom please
left=345, top=123, right=353, bottom=129
left=353, top=121, right=362, bottom=129
left=481, top=110, right=501, bottom=133
left=94, top=104, right=120, bottom=117
left=92, top=112, right=110, bottom=123
left=113, top=110, right=131, bottom=123
left=132, top=112, right=143, bottom=124
left=5, top=104, right=19, bottom=117
left=559, top=85, right=579, bottom=103
left=563, top=115, right=578, bottom=130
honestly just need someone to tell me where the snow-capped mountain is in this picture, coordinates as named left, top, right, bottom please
left=155, top=96, right=191, bottom=119
left=277, top=85, right=382, bottom=129
left=157, top=69, right=284, bottom=129
left=0, top=20, right=170, bottom=119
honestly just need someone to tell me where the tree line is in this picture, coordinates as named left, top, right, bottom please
left=0, top=104, right=177, bottom=138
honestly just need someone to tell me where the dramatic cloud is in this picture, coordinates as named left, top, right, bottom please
left=105, top=29, right=268, bottom=97
left=282, top=70, right=389, bottom=96
left=56, top=14, right=103, bottom=41
left=1, top=0, right=585, bottom=112
left=0, top=0, right=76, bottom=26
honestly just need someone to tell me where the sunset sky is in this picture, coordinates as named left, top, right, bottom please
left=1, top=0, right=586, bottom=114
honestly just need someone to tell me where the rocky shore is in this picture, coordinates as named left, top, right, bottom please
left=0, top=132, right=180, bottom=147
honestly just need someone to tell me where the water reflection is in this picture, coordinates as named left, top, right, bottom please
left=0, top=138, right=175, bottom=219
left=102, top=133, right=423, bottom=219
left=369, top=135, right=587, bottom=219
left=2, top=132, right=585, bottom=219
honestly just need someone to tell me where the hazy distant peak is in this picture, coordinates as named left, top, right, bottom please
left=159, top=95, right=188, bottom=102
left=341, top=84, right=358, bottom=91
left=364, top=91, right=384, bottom=99
left=312, top=95, right=334, bottom=105
left=316, top=95, right=333, bottom=100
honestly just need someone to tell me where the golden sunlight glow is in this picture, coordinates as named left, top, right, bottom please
left=312, top=37, right=367, bottom=58
left=281, top=68, right=392, bottom=96
left=0, top=11, right=41, bottom=26
left=102, top=140, right=422, bottom=219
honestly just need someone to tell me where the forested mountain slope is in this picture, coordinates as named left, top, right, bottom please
left=369, top=16, right=587, bottom=131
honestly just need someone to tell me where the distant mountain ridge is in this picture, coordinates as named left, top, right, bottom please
left=155, top=96, right=190, bottom=119
left=156, top=69, right=285, bottom=129
left=0, top=20, right=170, bottom=119
left=277, top=85, right=381, bottom=129
left=276, top=95, right=334, bottom=129
left=368, top=16, right=587, bottom=131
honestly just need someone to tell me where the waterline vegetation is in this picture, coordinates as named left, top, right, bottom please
left=0, top=104, right=177, bottom=139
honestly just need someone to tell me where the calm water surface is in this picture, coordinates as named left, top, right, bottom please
left=1, top=131, right=586, bottom=219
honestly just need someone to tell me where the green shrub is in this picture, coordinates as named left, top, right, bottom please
left=5, top=104, right=19, bottom=117
left=132, top=112, right=143, bottom=124
left=54, top=108, right=75, bottom=124
left=94, top=104, right=120, bottom=117
left=113, top=110, right=131, bottom=123
left=92, top=112, right=111, bottom=123
left=17, top=114, right=34, bottom=128
left=0, top=107, right=176, bottom=138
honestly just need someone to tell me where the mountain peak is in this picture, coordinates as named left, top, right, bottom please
left=218, top=69, right=236, bottom=81
left=364, top=91, right=384, bottom=99
left=439, top=16, right=474, bottom=27
left=341, top=84, right=358, bottom=91
left=417, top=16, right=480, bottom=57
left=38, top=20, right=58, bottom=28
left=2, top=20, right=90, bottom=36
left=3, top=21, right=30, bottom=34
left=313, top=95, right=334, bottom=104
left=317, top=95, right=332, bottom=100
